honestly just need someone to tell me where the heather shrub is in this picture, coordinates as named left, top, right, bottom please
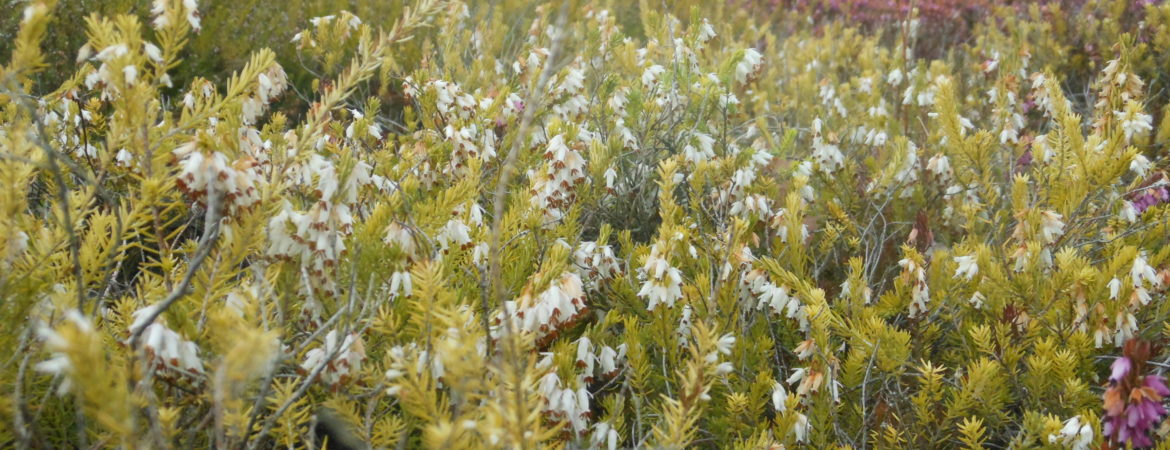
left=2, top=0, right=1170, bottom=448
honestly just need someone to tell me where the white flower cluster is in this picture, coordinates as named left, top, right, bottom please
left=925, top=153, right=953, bottom=185
left=706, top=334, right=737, bottom=384
left=40, top=98, right=97, bottom=160
left=80, top=42, right=146, bottom=99
left=436, top=218, right=474, bottom=254
left=838, top=277, right=874, bottom=305
left=572, top=241, right=621, bottom=291
left=887, top=140, right=920, bottom=188
left=718, top=147, right=775, bottom=207
left=34, top=310, right=94, bottom=395
left=529, top=135, right=588, bottom=222
left=1095, top=58, right=1147, bottom=120
left=1116, top=101, right=1154, bottom=143
left=682, top=131, right=716, bottom=164
left=384, top=333, right=484, bottom=391
left=898, top=258, right=930, bottom=319
left=1047, top=416, right=1093, bottom=450
left=300, top=331, right=366, bottom=389
left=735, top=48, right=764, bottom=85
left=729, top=193, right=773, bottom=220
left=173, top=142, right=262, bottom=214
left=768, top=207, right=810, bottom=244
left=513, top=47, right=550, bottom=80
left=443, top=123, right=497, bottom=175
left=952, top=255, right=978, bottom=281
left=787, top=365, right=833, bottom=399
left=383, top=223, right=419, bottom=260
left=637, top=244, right=684, bottom=311
left=150, top=0, right=201, bottom=32
left=549, top=64, right=589, bottom=119
left=243, top=65, right=289, bottom=124
left=537, top=371, right=591, bottom=435
left=172, top=66, right=286, bottom=215
left=1129, top=251, right=1162, bottom=306
left=129, top=305, right=205, bottom=380
left=810, top=118, right=844, bottom=174
left=607, top=87, right=639, bottom=150
left=403, top=78, right=477, bottom=120
left=574, top=337, right=627, bottom=383
left=493, top=272, right=588, bottom=343
left=642, top=64, right=666, bottom=90
left=267, top=155, right=374, bottom=296
left=742, top=269, right=808, bottom=331
left=770, top=382, right=811, bottom=443
left=589, top=422, right=620, bottom=450
left=1094, top=252, right=1169, bottom=348
left=675, top=304, right=695, bottom=345
left=1039, top=210, right=1066, bottom=245
left=383, top=222, right=421, bottom=294
left=291, top=11, right=364, bottom=47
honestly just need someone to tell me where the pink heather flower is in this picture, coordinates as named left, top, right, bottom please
left=1109, top=357, right=1132, bottom=383
left=1127, top=173, right=1170, bottom=215
left=1103, top=340, right=1169, bottom=448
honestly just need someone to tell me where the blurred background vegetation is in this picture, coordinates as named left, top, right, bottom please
left=3, top=0, right=1167, bottom=120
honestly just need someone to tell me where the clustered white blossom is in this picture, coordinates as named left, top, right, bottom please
left=574, top=337, right=627, bottom=383
left=493, top=272, right=588, bottom=343
left=537, top=371, right=591, bottom=435
left=642, top=64, right=666, bottom=90
left=838, top=277, right=874, bottom=305
left=608, top=87, right=640, bottom=150
left=952, top=254, right=979, bottom=281
left=1047, top=416, right=1094, bottom=450
left=676, top=304, right=694, bottom=344
left=735, top=48, right=764, bottom=85
left=682, top=131, right=716, bottom=164
left=810, top=118, right=844, bottom=174
left=128, top=305, right=205, bottom=380
left=436, top=218, right=475, bottom=255
left=925, top=153, right=953, bottom=185
left=742, top=269, right=808, bottom=331
left=1039, top=210, right=1066, bottom=245
left=786, top=366, right=823, bottom=398
left=151, top=0, right=202, bottom=32
left=1129, top=251, right=1162, bottom=307
left=1116, top=101, right=1154, bottom=143
left=403, top=78, right=477, bottom=120
left=1093, top=252, right=1168, bottom=348
left=172, top=64, right=288, bottom=215
left=529, top=135, right=588, bottom=222
left=572, top=241, right=621, bottom=291
left=589, top=422, right=620, bottom=450
left=898, top=257, right=930, bottom=318
left=770, top=382, right=810, bottom=442
left=383, top=326, right=488, bottom=392
left=34, top=310, right=94, bottom=395
left=173, top=142, right=262, bottom=213
left=39, top=94, right=97, bottom=161
left=291, top=11, right=364, bottom=47
left=267, top=154, right=375, bottom=297
left=1095, top=58, right=1148, bottom=132
left=300, top=330, right=366, bottom=389
left=711, top=333, right=737, bottom=378
left=637, top=243, right=684, bottom=311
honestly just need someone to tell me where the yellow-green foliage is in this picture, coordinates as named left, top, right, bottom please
left=1, top=0, right=1170, bottom=448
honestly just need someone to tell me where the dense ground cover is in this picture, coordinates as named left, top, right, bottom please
left=3, top=0, right=1170, bottom=447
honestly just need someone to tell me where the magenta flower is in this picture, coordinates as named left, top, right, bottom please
left=1103, top=340, right=1169, bottom=448
left=1131, top=187, right=1170, bottom=214
left=1110, top=356, right=1133, bottom=383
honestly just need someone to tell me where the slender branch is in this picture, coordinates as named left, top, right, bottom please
left=128, top=188, right=223, bottom=346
